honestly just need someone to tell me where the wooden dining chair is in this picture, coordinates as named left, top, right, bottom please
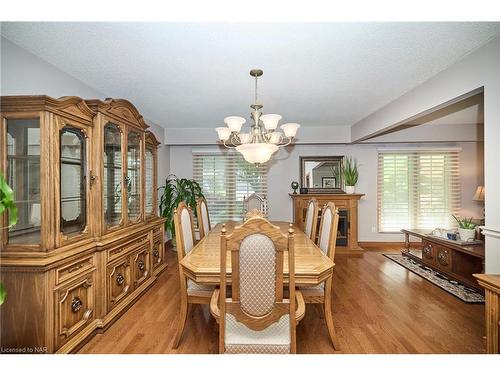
left=196, top=197, right=211, bottom=239
left=304, top=198, right=319, bottom=241
left=210, top=217, right=305, bottom=354
left=243, top=193, right=268, bottom=217
left=172, top=201, right=214, bottom=348
left=300, top=202, right=340, bottom=349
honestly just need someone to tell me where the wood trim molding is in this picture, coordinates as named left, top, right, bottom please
left=1, top=95, right=95, bottom=122
left=480, top=226, right=500, bottom=240
left=85, top=98, right=148, bottom=130
left=359, top=241, right=422, bottom=249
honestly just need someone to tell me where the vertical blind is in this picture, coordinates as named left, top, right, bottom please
left=193, top=151, right=268, bottom=224
left=377, top=149, right=461, bottom=232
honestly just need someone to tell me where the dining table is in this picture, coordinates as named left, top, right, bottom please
left=180, top=221, right=334, bottom=286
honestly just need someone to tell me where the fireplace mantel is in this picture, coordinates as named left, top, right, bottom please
left=289, top=193, right=364, bottom=252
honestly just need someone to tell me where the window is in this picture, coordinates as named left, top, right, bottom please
left=193, top=151, right=267, bottom=224
left=378, top=149, right=460, bottom=232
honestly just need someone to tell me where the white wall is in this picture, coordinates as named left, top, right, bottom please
left=351, top=36, right=500, bottom=272
left=169, top=141, right=483, bottom=242
left=165, top=125, right=352, bottom=145
left=1, top=36, right=170, bottom=198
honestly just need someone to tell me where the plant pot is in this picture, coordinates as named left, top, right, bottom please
left=458, top=228, right=476, bottom=242
left=345, top=185, right=355, bottom=194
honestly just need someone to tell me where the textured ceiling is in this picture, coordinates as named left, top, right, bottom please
left=1, top=22, right=500, bottom=128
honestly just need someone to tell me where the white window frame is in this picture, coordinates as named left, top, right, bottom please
left=192, top=150, right=268, bottom=224
left=377, top=147, right=461, bottom=233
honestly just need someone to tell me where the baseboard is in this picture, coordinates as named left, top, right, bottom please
left=359, top=241, right=422, bottom=250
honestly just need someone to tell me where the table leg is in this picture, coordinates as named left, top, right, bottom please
left=404, top=232, right=410, bottom=253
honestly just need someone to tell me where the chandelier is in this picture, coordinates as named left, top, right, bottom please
left=215, top=69, right=300, bottom=164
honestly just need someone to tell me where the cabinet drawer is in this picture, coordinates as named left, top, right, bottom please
left=107, top=233, right=149, bottom=262
left=56, top=254, right=95, bottom=285
left=152, top=226, right=162, bottom=240
left=107, top=257, right=132, bottom=312
left=55, top=271, right=95, bottom=349
left=435, top=246, right=452, bottom=272
left=132, top=246, right=151, bottom=288
left=152, top=239, right=164, bottom=270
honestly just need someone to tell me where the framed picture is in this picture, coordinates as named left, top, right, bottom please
left=322, top=177, right=336, bottom=188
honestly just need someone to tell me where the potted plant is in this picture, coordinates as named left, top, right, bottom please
left=452, top=215, right=477, bottom=242
left=158, top=174, right=205, bottom=247
left=342, top=156, right=359, bottom=194
left=0, top=173, right=18, bottom=305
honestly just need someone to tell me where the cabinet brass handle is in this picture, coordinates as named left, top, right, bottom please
left=437, top=250, right=448, bottom=265
left=116, top=273, right=125, bottom=286
left=71, top=296, right=83, bottom=313
left=89, top=171, right=97, bottom=186
left=138, top=260, right=145, bottom=271
left=153, top=249, right=160, bottom=258
left=423, top=245, right=432, bottom=258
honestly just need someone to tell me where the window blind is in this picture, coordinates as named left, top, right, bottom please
left=193, top=151, right=268, bottom=224
left=377, top=149, right=461, bottom=232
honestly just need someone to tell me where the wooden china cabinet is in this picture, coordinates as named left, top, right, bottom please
left=0, top=96, right=166, bottom=353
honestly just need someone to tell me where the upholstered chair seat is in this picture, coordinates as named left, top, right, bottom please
left=224, top=314, right=290, bottom=354
left=187, top=279, right=214, bottom=294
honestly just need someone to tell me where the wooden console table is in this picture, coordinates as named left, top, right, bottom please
left=473, top=274, right=500, bottom=353
left=289, top=193, right=364, bottom=252
left=401, top=229, right=484, bottom=290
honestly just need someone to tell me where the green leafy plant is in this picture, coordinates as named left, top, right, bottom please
left=0, top=173, right=17, bottom=228
left=452, top=215, right=477, bottom=229
left=342, top=156, right=359, bottom=186
left=0, top=283, right=5, bottom=306
left=158, top=174, right=205, bottom=238
left=0, top=172, right=17, bottom=306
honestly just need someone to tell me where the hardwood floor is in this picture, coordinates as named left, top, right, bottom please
left=79, top=247, right=485, bottom=354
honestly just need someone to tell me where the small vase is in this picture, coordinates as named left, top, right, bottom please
left=345, top=186, right=355, bottom=194
left=458, top=228, right=475, bottom=242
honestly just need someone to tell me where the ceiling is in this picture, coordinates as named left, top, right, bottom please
left=1, top=22, right=500, bottom=129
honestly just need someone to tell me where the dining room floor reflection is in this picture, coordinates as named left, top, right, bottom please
left=79, top=246, right=484, bottom=354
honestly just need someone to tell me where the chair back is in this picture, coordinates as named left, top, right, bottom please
left=243, top=193, right=268, bottom=217
left=317, top=202, right=340, bottom=260
left=218, top=217, right=297, bottom=353
left=304, top=198, right=319, bottom=241
left=173, top=201, right=196, bottom=259
left=196, top=197, right=211, bottom=239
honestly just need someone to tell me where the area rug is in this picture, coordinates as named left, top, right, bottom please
left=383, top=253, right=484, bottom=303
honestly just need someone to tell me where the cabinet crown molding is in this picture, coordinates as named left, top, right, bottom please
left=1, top=95, right=95, bottom=123
left=85, top=98, right=148, bottom=130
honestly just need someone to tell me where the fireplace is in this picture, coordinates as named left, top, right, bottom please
left=289, top=193, right=364, bottom=252
left=336, top=208, right=348, bottom=247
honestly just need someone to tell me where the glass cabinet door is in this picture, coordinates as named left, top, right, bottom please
left=145, top=145, right=154, bottom=216
left=127, top=130, right=141, bottom=222
left=60, top=126, right=87, bottom=236
left=103, top=123, right=123, bottom=228
left=6, top=118, right=41, bottom=244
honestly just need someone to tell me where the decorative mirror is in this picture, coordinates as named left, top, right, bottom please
left=300, top=156, right=344, bottom=193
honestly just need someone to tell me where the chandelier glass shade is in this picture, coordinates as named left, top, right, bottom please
left=215, top=69, right=300, bottom=164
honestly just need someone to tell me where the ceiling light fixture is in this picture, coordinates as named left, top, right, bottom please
left=215, top=69, right=300, bottom=164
